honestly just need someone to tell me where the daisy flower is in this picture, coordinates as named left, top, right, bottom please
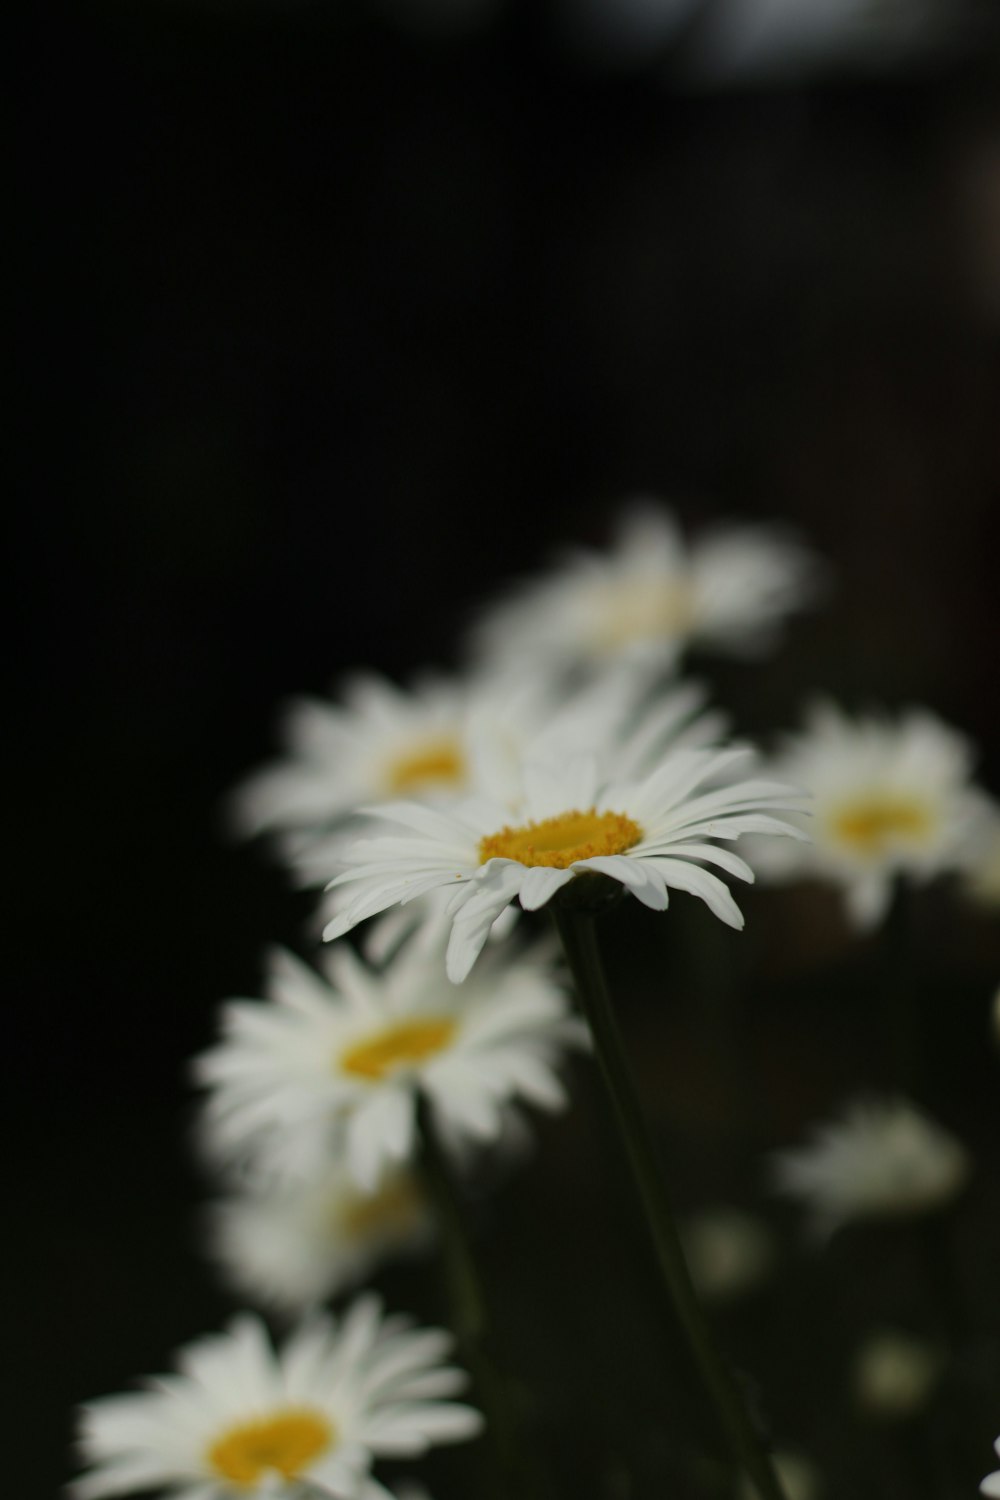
left=751, top=702, right=995, bottom=928
left=194, top=924, right=582, bottom=1191
left=771, top=1097, right=970, bottom=1240
left=323, top=745, right=806, bottom=983
left=206, top=1164, right=432, bottom=1316
left=232, top=663, right=722, bottom=886
left=72, top=1297, right=482, bottom=1500
left=982, top=1439, right=1000, bottom=1498
left=470, top=503, right=819, bottom=674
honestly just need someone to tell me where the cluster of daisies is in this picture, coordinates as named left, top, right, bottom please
left=72, top=503, right=999, bottom=1498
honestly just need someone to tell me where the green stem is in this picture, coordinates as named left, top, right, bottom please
left=415, top=1092, right=547, bottom=1500
left=552, top=901, right=788, bottom=1500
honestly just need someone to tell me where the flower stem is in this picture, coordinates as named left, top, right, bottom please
left=416, top=1091, right=548, bottom=1500
left=552, top=901, right=788, bottom=1500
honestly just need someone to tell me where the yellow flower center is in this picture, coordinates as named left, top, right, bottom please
left=340, top=1017, right=457, bottom=1081
left=338, top=1173, right=423, bottom=1240
left=384, top=739, right=466, bottom=795
left=829, top=797, right=933, bottom=856
left=593, top=578, right=694, bottom=650
left=207, top=1409, right=334, bottom=1488
left=479, top=808, right=643, bottom=869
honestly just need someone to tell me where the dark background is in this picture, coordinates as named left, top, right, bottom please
left=16, top=4, right=1000, bottom=1496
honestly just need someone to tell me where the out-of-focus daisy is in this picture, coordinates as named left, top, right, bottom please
left=194, top=925, right=582, bottom=1191
left=470, top=504, right=819, bottom=675
left=771, top=1097, right=970, bottom=1240
left=207, top=1164, right=432, bottom=1316
left=962, top=805, right=1000, bottom=909
left=679, top=1206, right=774, bottom=1304
left=324, top=746, right=806, bottom=982
left=982, top=1439, right=1000, bottom=1498
left=752, top=703, right=994, bottom=928
left=853, top=1329, right=941, bottom=1419
left=72, top=1298, right=482, bottom=1500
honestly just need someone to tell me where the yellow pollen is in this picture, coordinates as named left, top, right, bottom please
left=338, top=1174, right=422, bottom=1240
left=479, top=808, right=643, bottom=869
left=829, top=797, right=933, bottom=855
left=594, top=578, right=694, bottom=650
left=340, top=1017, right=457, bottom=1081
left=384, top=740, right=465, bottom=795
left=207, top=1409, right=334, bottom=1487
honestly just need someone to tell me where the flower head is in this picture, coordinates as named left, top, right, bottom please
left=471, top=503, right=819, bottom=674
left=752, top=702, right=994, bottom=928
left=771, top=1097, right=970, bottom=1240
left=206, top=1164, right=432, bottom=1316
left=982, top=1439, right=1000, bottom=1498
left=194, top=923, right=582, bottom=1191
left=324, top=745, right=806, bottom=982
left=72, top=1299, right=482, bottom=1500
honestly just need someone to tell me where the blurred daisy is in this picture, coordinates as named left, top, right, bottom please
left=207, top=1164, right=432, bottom=1316
left=853, top=1329, right=941, bottom=1419
left=72, top=1298, right=482, bottom=1500
left=194, top=926, right=582, bottom=1190
left=982, top=1439, right=1000, bottom=1498
left=962, top=805, right=1000, bottom=909
left=679, top=1206, right=774, bottom=1303
left=771, top=1097, right=970, bottom=1240
left=752, top=703, right=993, bottom=928
left=324, top=746, right=806, bottom=982
left=470, top=503, right=819, bottom=674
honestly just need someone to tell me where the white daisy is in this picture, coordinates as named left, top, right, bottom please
left=207, top=1164, right=432, bottom=1316
left=751, top=702, right=994, bottom=928
left=233, top=664, right=723, bottom=888
left=323, top=745, right=806, bottom=983
left=962, top=804, right=1000, bottom=909
left=852, top=1329, right=940, bottom=1419
left=470, top=502, right=819, bottom=674
left=771, top=1097, right=970, bottom=1240
left=72, top=1298, right=482, bottom=1500
left=194, top=925, right=583, bottom=1191
left=982, top=1439, right=1000, bottom=1498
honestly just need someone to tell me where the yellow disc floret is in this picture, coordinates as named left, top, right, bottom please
left=340, top=1018, right=458, bottom=1081
left=829, top=797, right=933, bottom=857
left=384, top=740, right=465, bottom=795
left=207, top=1409, right=334, bottom=1486
left=479, top=808, right=643, bottom=869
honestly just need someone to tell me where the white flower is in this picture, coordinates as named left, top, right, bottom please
left=324, top=745, right=806, bottom=982
left=679, top=1207, right=774, bottom=1303
left=194, top=924, right=583, bottom=1191
left=206, top=1165, right=432, bottom=1316
left=771, top=1097, right=970, bottom=1240
left=982, top=1439, right=1000, bottom=1498
left=853, top=1329, right=940, bottom=1419
left=72, top=1298, right=482, bottom=1500
left=751, top=702, right=994, bottom=928
left=232, top=663, right=723, bottom=887
left=962, top=805, right=1000, bottom=909
left=470, top=503, right=819, bottom=674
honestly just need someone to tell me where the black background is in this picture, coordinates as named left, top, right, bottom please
left=16, top=5, right=1000, bottom=1496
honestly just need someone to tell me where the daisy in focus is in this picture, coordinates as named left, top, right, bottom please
left=323, top=745, right=807, bottom=982
left=194, top=924, right=582, bottom=1190
left=982, top=1439, right=1000, bottom=1498
left=207, top=1164, right=431, bottom=1316
left=231, top=662, right=723, bottom=888
left=72, top=1298, right=482, bottom=1500
left=771, top=1096, right=970, bottom=1240
left=751, top=702, right=995, bottom=928
left=470, top=502, right=819, bottom=674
